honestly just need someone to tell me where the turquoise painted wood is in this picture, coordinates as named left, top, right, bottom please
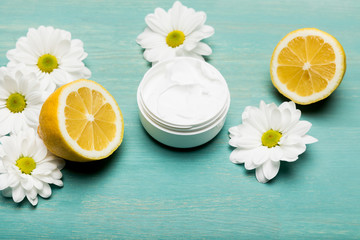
left=0, top=0, right=359, bottom=239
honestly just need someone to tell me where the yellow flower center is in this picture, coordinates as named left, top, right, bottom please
left=37, top=54, right=58, bottom=73
left=6, top=93, right=27, bottom=113
left=261, top=129, right=282, bottom=148
left=166, top=30, right=185, bottom=48
left=16, top=156, right=36, bottom=175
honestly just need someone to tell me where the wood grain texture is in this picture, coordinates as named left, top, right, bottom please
left=0, top=0, right=359, bottom=239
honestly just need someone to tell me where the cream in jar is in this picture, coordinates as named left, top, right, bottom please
left=137, top=57, right=230, bottom=148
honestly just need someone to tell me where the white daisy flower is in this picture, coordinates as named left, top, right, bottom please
left=229, top=101, right=317, bottom=183
left=136, top=1, right=215, bottom=64
left=7, top=26, right=91, bottom=90
left=0, top=129, right=65, bottom=206
left=0, top=67, right=48, bottom=137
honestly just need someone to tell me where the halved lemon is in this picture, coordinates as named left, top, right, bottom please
left=38, top=79, right=124, bottom=162
left=270, top=28, right=346, bottom=105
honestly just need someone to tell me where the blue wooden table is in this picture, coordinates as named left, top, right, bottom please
left=0, top=0, right=359, bottom=239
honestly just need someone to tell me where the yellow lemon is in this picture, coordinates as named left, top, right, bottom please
left=270, top=28, right=346, bottom=105
left=38, top=79, right=124, bottom=162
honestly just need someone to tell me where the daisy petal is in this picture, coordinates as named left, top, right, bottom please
left=287, top=121, right=312, bottom=136
left=26, top=187, right=37, bottom=200
left=255, top=165, right=268, bottom=183
left=38, top=183, right=51, bottom=198
left=230, top=148, right=251, bottom=164
left=281, top=143, right=306, bottom=162
left=244, top=158, right=257, bottom=170
left=145, top=10, right=169, bottom=36
left=198, top=25, right=215, bottom=39
left=302, top=135, right=318, bottom=144
left=262, top=160, right=280, bottom=181
left=270, top=108, right=282, bottom=131
left=192, top=42, right=212, bottom=56
left=12, top=186, right=25, bottom=203
left=229, top=136, right=261, bottom=149
left=0, top=174, right=9, bottom=190
left=136, top=29, right=165, bottom=48
left=182, top=12, right=206, bottom=35
left=21, top=177, right=34, bottom=191
left=52, top=179, right=63, bottom=187
left=269, top=147, right=283, bottom=161
left=27, top=196, right=38, bottom=206
left=54, top=39, right=71, bottom=57
left=252, top=146, right=269, bottom=165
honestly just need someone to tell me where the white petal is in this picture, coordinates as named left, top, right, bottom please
left=269, top=146, right=283, bottom=161
left=244, top=107, right=268, bottom=133
left=145, top=9, right=170, bottom=36
left=52, top=158, right=66, bottom=170
left=252, top=146, right=270, bottom=165
left=54, top=39, right=71, bottom=57
left=26, top=187, right=37, bottom=200
left=182, top=11, right=206, bottom=35
left=21, top=177, right=34, bottom=191
left=32, top=177, right=44, bottom=190
left=12, top=186, right=25, bottom=203
left=229, top=136, right=261, bottom=149
left=50, top=168, right=62, bottom=179
left=262, top=160, right=280, bottom=181
left=197, top=25, right=214, bottom=39
left=38, top=183, right=51, bottom=198
left=33, top=162, right=57, bottom=175
left=229, top=123, right=261, bottom=139
left=52, top=179, right=63, bottom=187
left=302, top=135, right=318, bottom=144
left=255, top=166, right=268, bottom=183
left=183, top=40, right=198, bottom=51
left=8, top=174, right=20, bottom=188
left=230, top=148, right=251, bottom=164
left=51, top=69, right=71, bottom=86
left=280, top=143, right=306, bottom=162
left=63, top=45, right=85, bottom=60
left=27, top=195, right=38, bottom=206
left=287, top=121, right=312, bottom=136
left=23, top=109, right=40, bottom=127
left=0, top=174, right=9, bottom=190
left=71, top=39, right=84, bottom=49
left=228, top=125, right=242, bottom=138
left=279, top=108, right=291, bottom=132
left=144, top=46, right=174, bottom=63
left=244, top=159, right=257, bottom=170
left=281, top=135, right=303, bottom=145
left=191, top=42, right=212, bottom=56
left=136, top=29, right=165, bottom=48
left=270, top=108, right=282, bottom=131
left=33, top=145, right=48, bottom=162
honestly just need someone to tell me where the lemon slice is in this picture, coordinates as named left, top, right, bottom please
left=270, top=28, right=346, bottom=105
left=39, top=79, right=124, bottom=162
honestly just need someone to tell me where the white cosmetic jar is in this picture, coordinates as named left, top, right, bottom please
left=137, top=57, right=230, bottom=148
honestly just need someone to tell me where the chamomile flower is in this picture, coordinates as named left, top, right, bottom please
left=7, top=26, right=91, bottom=90
left=0, top=67, right=47, bottom=136
left=229, top=101, right=317, bottom=183
left=0, top=129, right=65, bottom=206
left=136, top=1, right=214, bottom=64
